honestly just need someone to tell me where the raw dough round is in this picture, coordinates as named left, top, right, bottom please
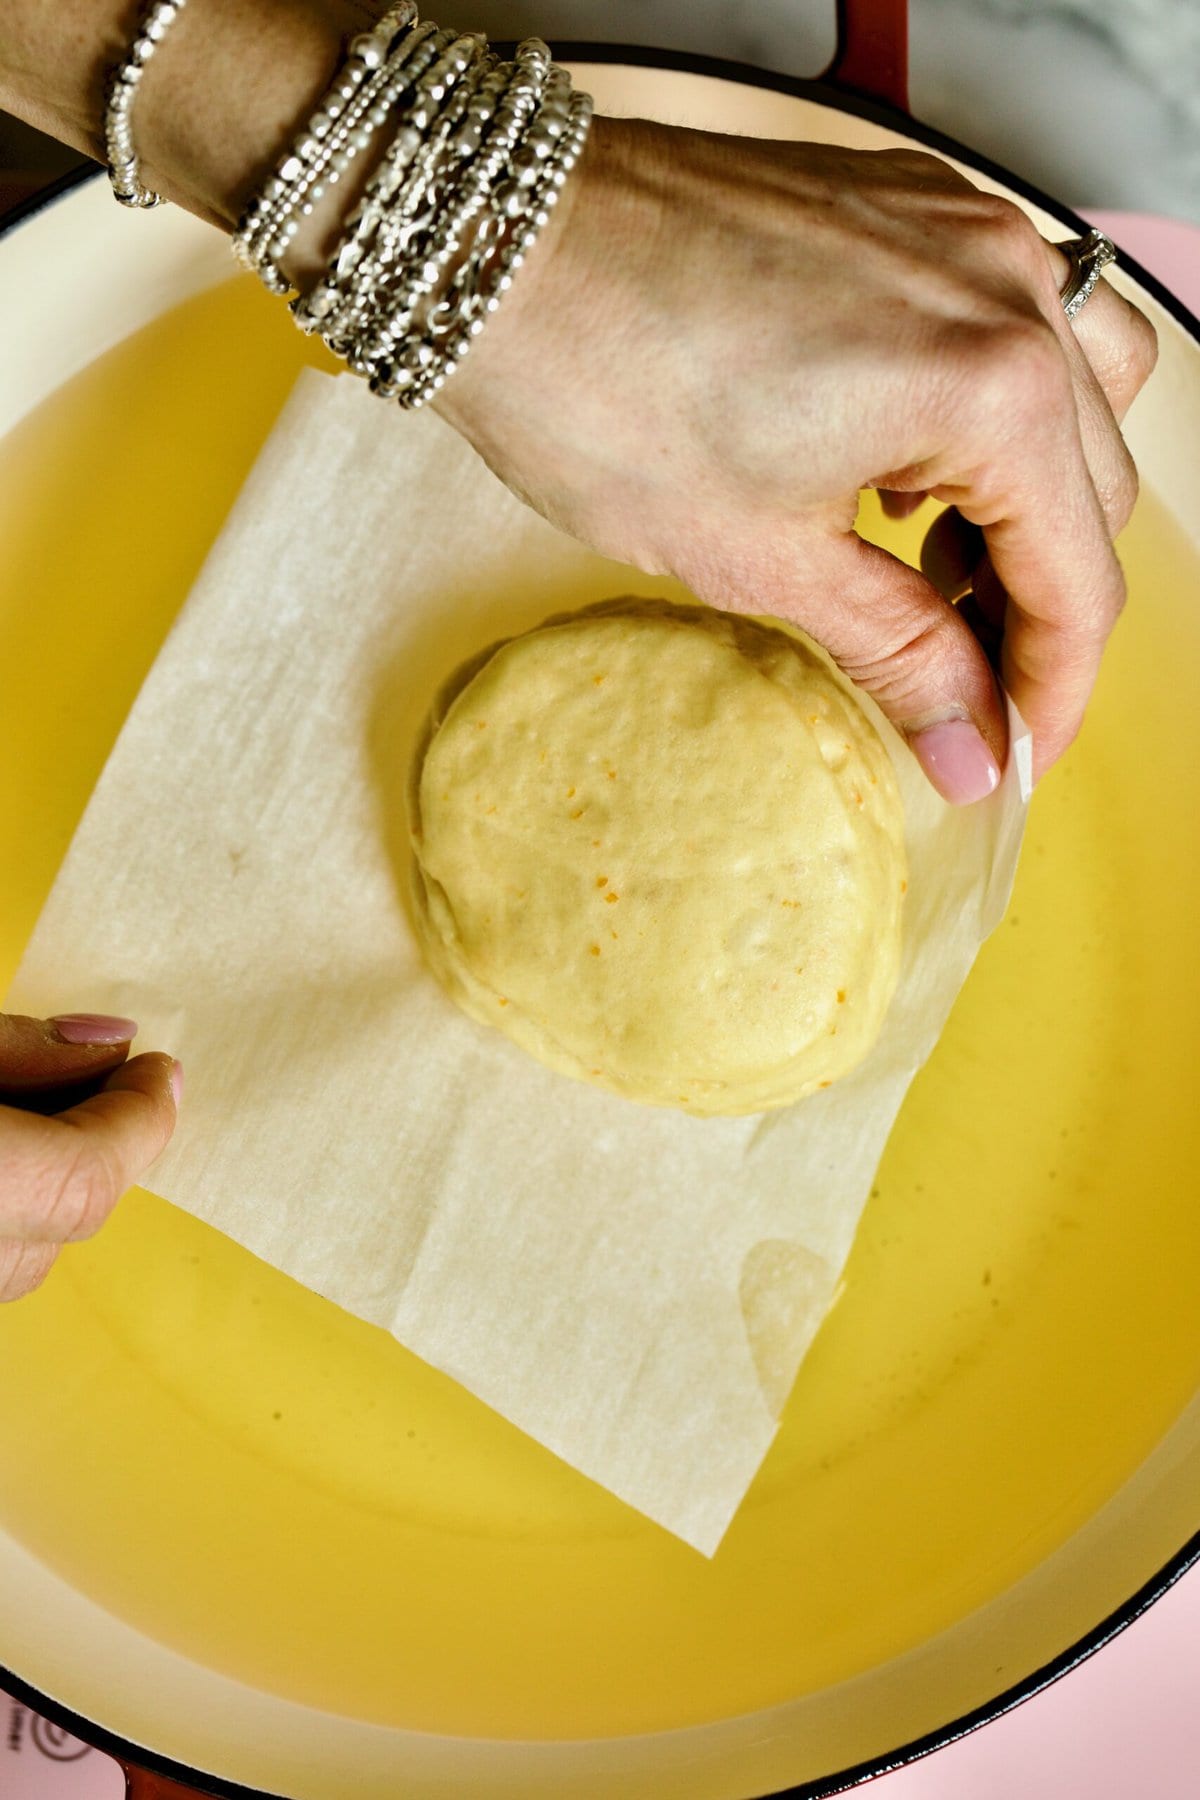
left=409, top=598, right=907, bottom=1116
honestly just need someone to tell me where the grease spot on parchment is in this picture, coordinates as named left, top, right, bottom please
left=738, top=1238, right=833, bottom=1418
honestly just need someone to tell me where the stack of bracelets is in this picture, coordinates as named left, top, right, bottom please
left=103, top=1, right=593, bottom=409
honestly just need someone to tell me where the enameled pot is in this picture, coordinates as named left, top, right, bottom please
left=2, top=4, right=1198, bottom=1796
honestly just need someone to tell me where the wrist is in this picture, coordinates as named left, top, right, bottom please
left=0, top=0, right=367, bottom=246
left=431, top=112, right=662, bottom=449
left=135, top=0, right=358, bottom=238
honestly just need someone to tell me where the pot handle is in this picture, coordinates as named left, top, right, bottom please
left=824, top=0, right=909, bottom=113
left=118, top=1760, right=213, bottom=1799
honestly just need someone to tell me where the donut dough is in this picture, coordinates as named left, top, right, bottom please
left=408, top=598, right=906, bottom=1116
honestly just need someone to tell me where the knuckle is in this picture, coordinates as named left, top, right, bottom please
left=971, top=191, right=1034, bottom=239
left=1052, top=559, right=1127, bottom=644
left=834, top=608, right=967, bottom=715
left=0, top=1239, right=56, bottom=1304
left=964, top=193, right=1046, bottom=273
left=36, top=1136, right=118, bottom=1244
left=1107, top=557, right=1129, bottom=624
left=963, top=314, right=1067, bottom=426
left=1077, top=530, right=1130, bottom=635
left=0, top=1240, right=23, bottom=1303
left=1106, top=449, right=1140, bottom=537
left=886, top=147, right=956, bottom=183
left=1095, top=309, right=1159, bottom=417
left=1124, top=308, right=1159, bottom=387
left=1032, top=574, right=1123, bottom=653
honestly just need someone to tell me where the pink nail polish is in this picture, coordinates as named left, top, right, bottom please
left=911, top=720, right=1002, bottom=805
left=170, top=1060, right=185, bottom=1108
left=50, top=1013, right=139, bottom=1045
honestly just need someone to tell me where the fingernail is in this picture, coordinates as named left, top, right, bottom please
left=49, top=1013, right=139, bottom=1045
left=910, top=720, right=1002, bottom=805
left=170, top=1060, right=185, bottom=1109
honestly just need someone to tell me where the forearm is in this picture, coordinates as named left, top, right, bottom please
left=0, top=0, right=376, bottom=269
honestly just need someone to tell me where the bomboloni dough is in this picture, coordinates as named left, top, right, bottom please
left=408, top=598, right=907, bottom=1117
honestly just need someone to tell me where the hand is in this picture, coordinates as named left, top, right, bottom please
left=436, top=117, right=1158, bottom=802
left=0, top=1014, right=180, bottom=1303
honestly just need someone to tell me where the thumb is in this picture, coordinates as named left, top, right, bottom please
left=0, top=1012, right=139, bottom=1100
left=775, top=535, right=1008, bottom=806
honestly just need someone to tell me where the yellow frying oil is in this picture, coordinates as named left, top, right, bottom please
left=1, top=277, right=1199, bottom=1739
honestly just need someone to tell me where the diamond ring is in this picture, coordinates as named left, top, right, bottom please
left=1058, top=227, right=1117, bottom=322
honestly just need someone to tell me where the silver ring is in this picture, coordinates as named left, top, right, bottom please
left=1058, top=227, right=1117, bottom=321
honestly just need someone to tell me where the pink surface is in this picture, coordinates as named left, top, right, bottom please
left=0, top=1696, right=123, bottom=1798
left=870, top=1565, right=1200, bottom=1799
left=1087, top=210, right=1200, bottom=315
left=2, top=210, right=1198, bottom=1800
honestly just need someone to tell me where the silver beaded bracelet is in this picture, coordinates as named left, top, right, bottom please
left=359, top=57, right=569, bottom=402
left=291, top=38, right=506, bottom=344
left=274, top=25, right=593, bottom=409
left=103, top=0, right=189, bottom=208
left=376, top=73, right=591, bottom=406
left=301, top=40, right=549, bottom=366
left=231, top=4, right=437, bottom=295
left=404, top=80, right=592, bottom=408
left=103, top=2, right=593, bottom=411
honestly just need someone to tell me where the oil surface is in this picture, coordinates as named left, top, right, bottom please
left=2, top=277, right=1199, bottom=1738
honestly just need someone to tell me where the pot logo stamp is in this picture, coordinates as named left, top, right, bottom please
left=5, top=1695, right=94, bottom=1760
left=31, top=1713, right=92, bottom=1761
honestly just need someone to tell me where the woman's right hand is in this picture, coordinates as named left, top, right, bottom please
left=438, top=120, right=1158, bottom=803
left=0, top=1014, right=180, bottom=1302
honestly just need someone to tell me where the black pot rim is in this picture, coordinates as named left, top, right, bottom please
left=2, top=40, right=1198, bottom=1800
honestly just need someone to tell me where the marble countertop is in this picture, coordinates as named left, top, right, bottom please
left=460, top=0, right=1200, bottom=225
